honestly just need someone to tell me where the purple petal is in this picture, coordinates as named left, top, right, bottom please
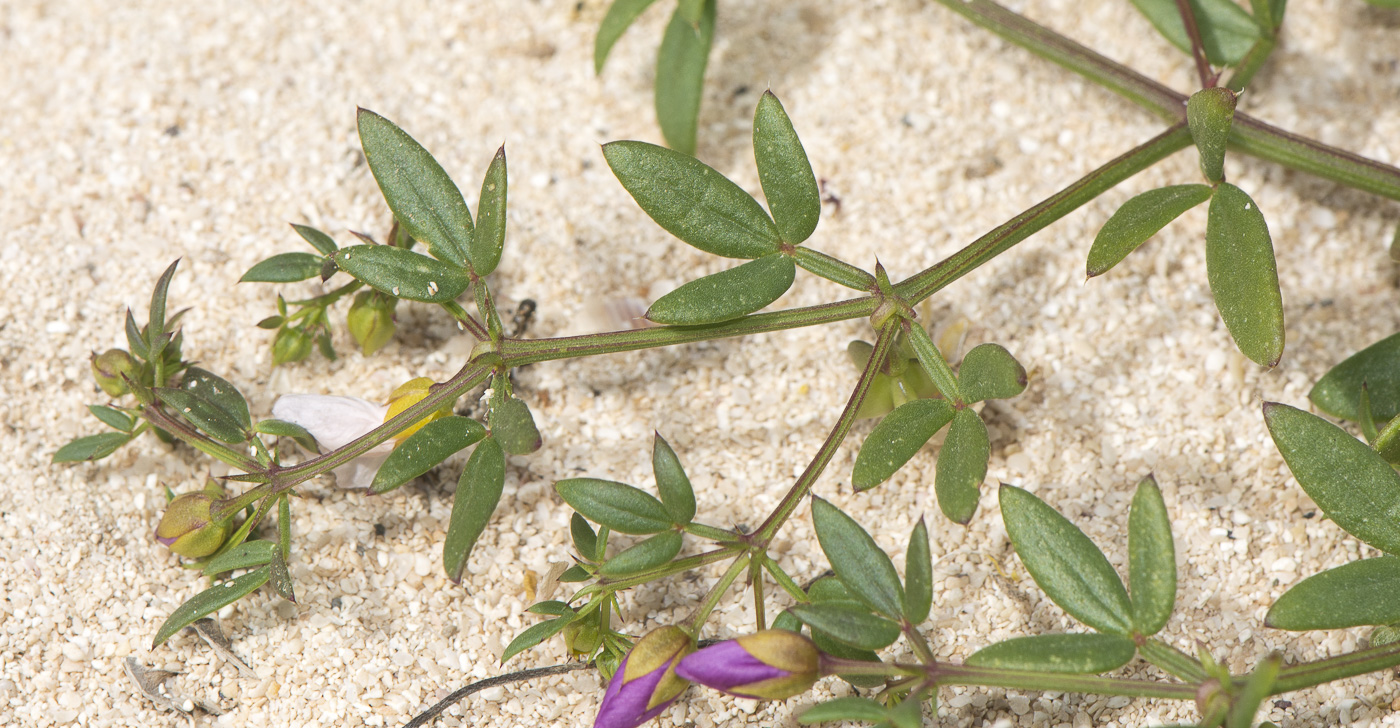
left=594, top=655, right=680, bottom=728
left=676, top=641, right=789, bottom=692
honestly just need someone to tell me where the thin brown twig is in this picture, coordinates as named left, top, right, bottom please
left=403, top=661, right=595, bottom=728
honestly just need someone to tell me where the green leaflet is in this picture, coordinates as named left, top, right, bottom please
left=594, top=0, right=662, bottom=73
left=1266, top=557, right=1400, bottom=630
left=1187, top=88, right=1237, bottom=185
left=811, top=497, right=905, bottom=620
left=1129, top=0, right=1261, bottom=66
left=152, top=566, right=270, bottom=647
left=333, top=245, right=472, bottom=303
left=935, top=408, right=990, bottom=524
left=603, top=140, right=781, bottom=259
left=959, top=343, right=1028, bottom=403
left=789, top=602, right=901, bottom=650
left=852, top=399, right=955, bottom=491
left=240, top=252, right=325, bottom=283
left=1263, top=403, right=1400, bottom=555
left=598, top=531, right=684, bottom=576
left=1206, top=182, right=1284, bottom=367
left=654, top=0, right=714, bottom=155
left=753, top=91, right=820, bottom=245
left=473, top=147, right=508, bottom=277
left=999, top=485, right=1134, bottom=635
left=357, top=109, right=473, bottom=270
left=1087, top=184, right=1212, bottom=277
left=903, top=518, right=933, bottom=624
left=966, top=633, right=1137, bottom=673
left=444, top=437, right=507, bottom=582
left=370, top=416, right=488, bottom=495
left=1128, top=475, right=1177, bottom=636
left=556, top=478, right=673, bottom=535
left=652, top=434, right=696, bottom=524
left=646, top=253, right=795, bottom=325
left=1310, top=332, right=1400, bottom=422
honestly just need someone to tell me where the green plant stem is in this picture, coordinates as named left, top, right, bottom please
left=932, top=663, right=1199, bottom=700
left=897, top=123, right=1192, bottom=303
left=141, top=405, right=264, bottom=474
left=760, top=556, right=809, bottom=604
left=597, top=547, right=742, bottom=592
left=441, top=300, right=490, bottom=341
left=1173, top=0, right=1214, bottom=88
left=684, top=522, right=739, bottom=542
left=499, top=297, right=876, bottom=367
left=903, top=622, right=936, bottom=665
left=793, top=247, right=877, bottom=291
left=688, top=553, right=752, bottom=631
left=1141, top=638, right=1209, bottom=682
left=287, top=280, right=362, bottom=308
left=750, top=557, right=767, bottom=630
left=928, top=0, right=1400, bottom=202
left=753, top=320, right=901, bottom=544
left=1270, top=640, right=1400, bottom=694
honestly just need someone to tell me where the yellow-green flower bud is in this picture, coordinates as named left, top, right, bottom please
left=272, top=327, right=313, bottom=366
left=155, top=489, right=231, bottom=559
left=564, top=616, right=605, bottom=656
left=91, top=349, right=136, bottom=397
left=383, top=377, right=451, bottom=443
left=347, top=291, right=397, bottom=356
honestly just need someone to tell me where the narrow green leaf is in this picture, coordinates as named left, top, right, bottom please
left=291, top=223, right=338, bottom=255
left=125, top=308, right=150, bottom=361
left=52, top=431, right=133, bottom=462
left=473, top=146, right=507, bottom=276
left=959, top=343, right=1029, bottom=403
left=676, top=0, right=704, bottom=24
left=269, top=547, right=296, bottom=602
left=1373, top=414, right=1400, bottom=464
left=556, top=478, right=673, bottom=534
left=1310, top=332, right=1400, bottom=422
left=357, top=108, right=473, bottom=269
left=599, top=530, right=684, bottom=576
left=753, top=91, right=820, bottom=245
left=966, top=633, right=1136, bottom=673
left=155, top=388, right=249, bottom=444
left=1187, top=88, right=1238, bottom=185
left=333, top=244, right=471, bottom=303
left=152, top=566, right=270, bottom=647
left=797, top=697, right=888, bottom=724
left=808, top=576, right=857, bottom=603
left=277, top=493, right=291, bottom=560
left=1226, top=653, right=1281, bottom=728
left=999, top=485, right=1134, bottom=635
left=253, top=419, right=317, bottom=452
left=1359, top=385, right=1381, bottom=444
left=1206, top=182, right=1284, bottom=367
left=811, top=497, right=905, bottom=620
left=907, top=322, right=964, bottom=403
left=371, top=416, right=488, bottom=495
left=789, top=603, right=901, bottom=650
left=489, top=394, right=541, bottom=455
left=903, top=518, right=933, bottom=624
left=444, top=437, right=507, bottom=582
left=147, top=260, right=179, bottom=358
left=852, top=399, right=955, bottom=491
left=594, top=0, right=661, bottom=72
left=1128, top=475, right=1176, bottom=636
left=1129, top=0, right=1261, bottom=66
left=528, top=600, right=576, bottom=617
left=652, top=434, right=696, bottom=524
left=571, top=513, right=599, bottom=562
left=202, top=540, right=276, bottom=576
left=602, top=140, right=779, bottom=259
left=935, top=408, right=990, bottom=524
left=88, top=404, right=134, bottom=432
left=1263, top=403, right=1400, bottom=554
left=501, top=616, right=575, bottom=664
left=771, top=610, right=803, bottom=633
left=654, top=0, right=714, bottom=155
left=240, top=253, right=324, bottom=283
left=181, top=367, right=251, bottom=431
left=1266, top=557, right=1400, bottom=630
left=559, top=564, right=592, bottom=583
left=646, top=253, right=795, bottom=325
left=1087, top=184, right=1212, bottom=277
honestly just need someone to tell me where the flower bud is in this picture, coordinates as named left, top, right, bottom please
left=565, top=616, right=605, bottom=657
left=347, top=291, right=397, bottom=356
left=155, top=486, right=231, bottom=559
left=383, top=377, right=450, bottom=443
left=594, top=626, right=694, bottom=728
left=91, top=349, right=136, bottom=397
left=676, top=629, right=821, bottom=700
left=272, top=326, right=313, bottom=366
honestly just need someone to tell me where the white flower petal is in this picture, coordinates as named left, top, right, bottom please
left=271, top=394, right=389, bottom=451
left=331, top=451, right=392, bottom=490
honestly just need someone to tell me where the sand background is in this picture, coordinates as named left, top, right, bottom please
left=3, top=0, right=1400, bottom=726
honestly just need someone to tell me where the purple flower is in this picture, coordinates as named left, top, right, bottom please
left=594, top=626, right=694, bottom=728
left=676, top=630, right=821, bottom=700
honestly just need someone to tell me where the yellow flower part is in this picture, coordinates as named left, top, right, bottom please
left=383, top=377, right=450, bottom=443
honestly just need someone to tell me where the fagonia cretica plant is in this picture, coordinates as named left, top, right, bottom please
left=56, top=0, right=1400, bottom=726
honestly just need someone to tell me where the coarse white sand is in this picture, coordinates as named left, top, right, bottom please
left=3, top=0, right=1399, bottom=726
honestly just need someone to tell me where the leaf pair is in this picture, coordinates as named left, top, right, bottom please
left=555, top=434, right=697, bottom=576
left=604, top=91, right=821, bottom=325
left=852, top=340, right=1027, bottom=523
left=979, top=478, right=1176, bottom=673
left=332, top=111, right=509, bottom=300
left=1263, top=403, right=1400, bottom=631
left=595, top=0, right=715, bottom=156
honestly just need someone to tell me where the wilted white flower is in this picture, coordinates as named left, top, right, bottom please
left=271, top=394, right=393, bottom=489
